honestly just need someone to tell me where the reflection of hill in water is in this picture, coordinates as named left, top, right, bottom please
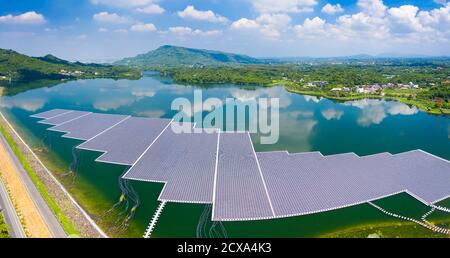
left=1, top=79, right=62, bottom=96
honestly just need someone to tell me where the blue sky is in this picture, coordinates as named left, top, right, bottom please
left=0, top=0, right=448, bottom=61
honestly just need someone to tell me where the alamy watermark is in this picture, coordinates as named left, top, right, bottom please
left=171, top=90, right=280, bottom=144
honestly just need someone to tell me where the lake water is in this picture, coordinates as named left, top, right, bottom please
left=1, top=73, right=449, bottom=237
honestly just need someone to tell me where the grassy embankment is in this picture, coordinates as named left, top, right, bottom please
left=322, top=218, right=450, bottom=238
left=322, top=222, right=441, bottom=238
left=0, top=125, right=77, bottom=235
left=0, top=213, right=10, bottom=238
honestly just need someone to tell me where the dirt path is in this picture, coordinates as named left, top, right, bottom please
left=0, top=137, right=52, bottom=237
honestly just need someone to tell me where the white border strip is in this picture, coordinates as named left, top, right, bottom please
left=211, top=130, right=221, bottom=220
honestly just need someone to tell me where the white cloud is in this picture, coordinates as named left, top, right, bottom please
left=250, top=0, right=317, bottom=14
left=358, top=0, right=387, bottom=17
left=177, top=5, right=228, bottom=23
left=130, top=23, right=157, bottom=32
left=93, top=12, right=132, bottom=24
left=388, top=5, right=429, bottom=33
left=91, top=0, right=152, bottom=8
left=169, top=26, right=222, bottom=37
left=113, top=28, right=128, bottom=34
left=136, top=4, right=165, bottom=14
left=257, top=13, right=292, bottom=28
left=294, top=17, right=326, bottom=38
left=98, top=27, right=108, bottom=32
left=292, top=0, right=450, bottom=45
left=434, top=0, right=447, bottom=5
left=231, top=18, right=260, bottom=29
left=0, top=11, right=46, bottom=24
left=322, top=3, right=344, bottom=15
left=257, top=13, right=292, bottom=38
left=169, top=26, right=192, bottom=35
left=231, top=13, right=292, bottom=39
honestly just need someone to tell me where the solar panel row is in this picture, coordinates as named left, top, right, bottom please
left=123, top=124, right=219, bottom=204
left=78, top=117, right=172, bottom=165
left=48, top=113, right=129, bottom=141
left=38, top=110, right=91, bottom=126
left=31, top=109, right=450, bottom=222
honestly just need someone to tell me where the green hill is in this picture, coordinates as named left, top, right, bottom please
left=0, top=48, right=140, bottom=83
left=115, top=45, right=264, bottom=67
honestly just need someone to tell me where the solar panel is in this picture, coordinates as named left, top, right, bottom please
left=31, top=109, right=72, bottom=119
left=393, top=150, right=450, bottom=204
left=123, top=124, right=218, bottom=203
left=77, top=117, right=172, bottom=166
left=213, top=132, right=274, bottom=221
left=38, top=110, right=91, bottom=126
left=31, top=109, right=450, bottom=222
left=48, top=113, right=129, bottom=140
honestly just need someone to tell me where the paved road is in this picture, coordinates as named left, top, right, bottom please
left=0, top=178, right=26, bottom=238
left=0, top=134, right=66, bottom=238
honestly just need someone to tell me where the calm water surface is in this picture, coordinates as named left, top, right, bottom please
left=1, top=73, right=449, bottom=237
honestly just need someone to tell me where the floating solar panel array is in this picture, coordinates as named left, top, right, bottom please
left=32, top=109, right=450, bottom=221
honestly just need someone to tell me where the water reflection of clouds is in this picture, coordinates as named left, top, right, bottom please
left=166, top=85, right=193, bottom=95
left=321, top=109, right=344, bottom=120
left=287, top=110, right=314, bottom=118
left=93, top=85, right=158, bottom=111
left=278, top=111, right=318, bottom=152
left=131, top=88, right=156, bottom=97
left=135, top=110, right=166, bottom=118
left=344, top=99, right=419, bottom=127
left=303, top=95, right=322, bottom=103
left=0, top=96, right=46, bottom=112
left=230, top=87, right=292, bottom=109
left=93, top=97, right=135, bottom=111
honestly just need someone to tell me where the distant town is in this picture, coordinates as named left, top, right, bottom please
left=303, top=80, right=422, bottom=94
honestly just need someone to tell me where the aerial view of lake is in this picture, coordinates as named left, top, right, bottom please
left=1, top=73, right=449, bottom=237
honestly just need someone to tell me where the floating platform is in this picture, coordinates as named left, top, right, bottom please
left=32, top=109, right=450, bottom=221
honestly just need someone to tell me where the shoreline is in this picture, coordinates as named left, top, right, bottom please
left=284, top=87, right=449, bottom=116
